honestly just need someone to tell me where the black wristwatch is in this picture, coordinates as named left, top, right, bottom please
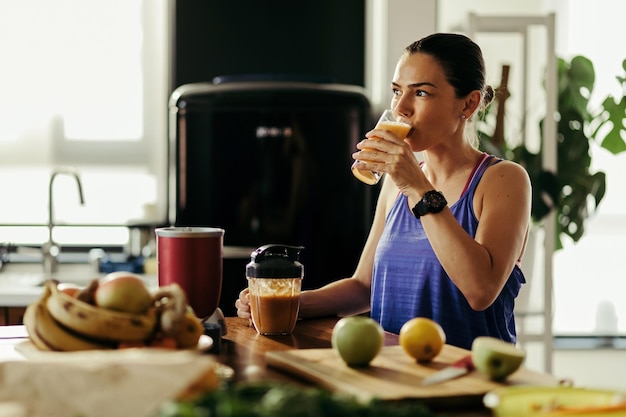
left=412, top=190, right=447, bottom=218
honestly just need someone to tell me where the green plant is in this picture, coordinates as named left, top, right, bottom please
left=479, top=56, right=626, bottom=250
left=157, top=381, right=435, bottom=417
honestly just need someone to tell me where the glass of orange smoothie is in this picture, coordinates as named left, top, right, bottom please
left=351, top=109, right=412, bottom=185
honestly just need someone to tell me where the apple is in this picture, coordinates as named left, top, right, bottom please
left=94, top=271, right=153, bottom=314
left=471, top=336, right=526, bottom=381
left=331, top=316, right=384, bottom=368
left=57, top=282, right=82, bottom=297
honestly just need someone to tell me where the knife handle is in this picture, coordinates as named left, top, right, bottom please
left=452, top=354, right=474, bottom=370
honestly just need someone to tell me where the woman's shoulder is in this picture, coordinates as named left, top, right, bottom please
left=486, top=156, right=529, bottom=175
left=483, top=156, right=532, bottom=188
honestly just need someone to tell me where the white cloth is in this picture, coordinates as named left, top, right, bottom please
left=0, top=344, right=216, bottom=417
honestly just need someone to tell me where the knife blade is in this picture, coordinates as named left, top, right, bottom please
left=421, top=354, right=474, bottom=386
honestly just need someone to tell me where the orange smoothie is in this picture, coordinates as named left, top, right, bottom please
left=250, top=293, right=300, bottom=335
left=377, top=120, right=412, bottom=138
left=352, top=118, right=412, bottom=185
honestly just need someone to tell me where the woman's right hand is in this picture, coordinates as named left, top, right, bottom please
left=235, top=288, right=251, bottom=319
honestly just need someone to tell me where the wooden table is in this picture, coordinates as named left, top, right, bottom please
left=219, top=316, right=494, bottom=416
left=219, top=316, right=399, bottom=382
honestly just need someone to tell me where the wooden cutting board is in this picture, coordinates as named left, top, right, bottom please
left=266, top=344, right=558, bottom=406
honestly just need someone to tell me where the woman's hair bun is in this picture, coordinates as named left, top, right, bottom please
left=483, top=85, right=495, bottom=106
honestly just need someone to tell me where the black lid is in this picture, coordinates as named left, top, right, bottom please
left=246, top=244, right=304, bottom=278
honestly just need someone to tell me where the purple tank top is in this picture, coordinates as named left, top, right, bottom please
left=371, top=154, right=525, bottom=349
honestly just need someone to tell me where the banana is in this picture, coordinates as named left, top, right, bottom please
left=153, top=284, right=188, bottom=336
left=45, top=280, right=158, bottom=342
left=22, top=295, right=52, bottom=351
left=24, top=284, right=114, bottom=351
left=172, top=309, right=205, bottom=349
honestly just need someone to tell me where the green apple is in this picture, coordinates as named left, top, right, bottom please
left=471, top=336, right=526, bottom=381
left=331, top=316, right=384, bottom=368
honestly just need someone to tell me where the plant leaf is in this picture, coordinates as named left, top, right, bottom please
left=559, top=56, right=594, bottom=120
left=598, top=94, right=626, bottom=154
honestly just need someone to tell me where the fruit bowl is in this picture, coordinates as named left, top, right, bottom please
left=484, top=386, right=626, bottom=416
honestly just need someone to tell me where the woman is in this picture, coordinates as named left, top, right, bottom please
left=236, top=33, right=531, bottom=350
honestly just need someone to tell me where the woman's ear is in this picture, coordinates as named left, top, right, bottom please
left=463, top=90, right=482, bottom=117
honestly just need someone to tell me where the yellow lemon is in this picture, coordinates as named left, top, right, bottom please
left=399, top=317, right=446, bottom=362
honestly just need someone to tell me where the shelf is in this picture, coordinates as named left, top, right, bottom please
left=467, top=12, right=557, bottom=374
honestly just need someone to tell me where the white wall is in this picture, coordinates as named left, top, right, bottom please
left=365, top=0, right=437, bottom=112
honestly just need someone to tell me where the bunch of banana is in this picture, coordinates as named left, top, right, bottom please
left=24, top=278, right=203, bottom=352
left=45, top=280, right=158, bottom=342
left=152, top=283, right=206, bottom=349
left=23, top=283, right=116, bottom=352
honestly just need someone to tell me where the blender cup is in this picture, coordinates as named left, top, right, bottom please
left=246, top=244, right=304, bottom=335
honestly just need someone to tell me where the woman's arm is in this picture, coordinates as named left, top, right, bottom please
left=417, top=160, right=531, bottom=311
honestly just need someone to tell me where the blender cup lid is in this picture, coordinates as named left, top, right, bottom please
left=246, top=244, right=304, bottom=278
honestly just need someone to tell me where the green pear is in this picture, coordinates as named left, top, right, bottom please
left=471, top=336, right=525, bottom=381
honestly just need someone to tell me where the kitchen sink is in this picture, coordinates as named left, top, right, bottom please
left=0, top=262, right=100, bottom=307
left=0, top=261, right=158, bottom=308
left=0, top=262, right=101, bottom=288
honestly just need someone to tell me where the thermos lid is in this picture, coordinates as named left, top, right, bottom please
left=246, top=244, right=304, bottom=278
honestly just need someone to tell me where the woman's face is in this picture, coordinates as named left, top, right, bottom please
left=390, top=52, right=467, bottom=152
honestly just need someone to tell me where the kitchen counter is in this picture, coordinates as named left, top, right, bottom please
left=0, top=317, right=558, bottom=416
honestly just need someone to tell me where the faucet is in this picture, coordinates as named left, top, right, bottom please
left=43, top=168, right=85, bottom=277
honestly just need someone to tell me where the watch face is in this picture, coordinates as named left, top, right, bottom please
left=424, top=190, right=447, bottom=212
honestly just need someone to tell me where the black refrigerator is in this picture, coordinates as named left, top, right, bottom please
left=168, top=78, right=377, bottom=315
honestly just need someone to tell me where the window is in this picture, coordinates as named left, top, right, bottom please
left=552, top=0, right=626, bottom=336
left=0, top=0, right=168, bottom=247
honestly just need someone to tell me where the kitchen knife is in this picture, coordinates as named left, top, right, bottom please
left=421, top=354, right=474, bottom=385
